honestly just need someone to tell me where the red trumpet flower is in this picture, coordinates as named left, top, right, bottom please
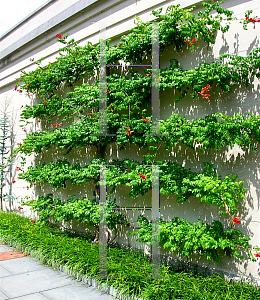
left=245, top=16, right=260, bottom=29
left=138, top=172, right=147, bottom=180
left=198, top=84, right=211, bottom=100
left=185, top=38, right=197, bottom=46
left=231, top=216, right=241, bottom=226
left=125, top=127, right=134, bottom=137
left=142, top=117, right=150, bottom=123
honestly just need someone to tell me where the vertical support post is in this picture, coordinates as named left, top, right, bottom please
left=151, top=164, right=160, bottom=278
left=99, top=165, right=107, bottom=279
left=98, top=28, right=108, bottom=136
left=151, top=22, right=160, bottom=136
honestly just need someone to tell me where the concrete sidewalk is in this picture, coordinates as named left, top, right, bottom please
left=0, top=243, right=113, bottom=300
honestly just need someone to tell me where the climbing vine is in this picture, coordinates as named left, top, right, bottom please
left=14, top=1, right=260, bottom=262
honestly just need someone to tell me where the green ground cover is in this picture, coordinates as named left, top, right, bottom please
left=0, top=211, right=259, bottom=300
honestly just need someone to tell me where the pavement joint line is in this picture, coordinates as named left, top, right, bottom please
left=5, top=283, right=76, bottom=300
left=39, top=291, right=53, bottom=300
left=0, top=289, right=9, bottom=300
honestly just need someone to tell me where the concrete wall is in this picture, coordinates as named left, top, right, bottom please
left=0, top=0, right=259, bottom=282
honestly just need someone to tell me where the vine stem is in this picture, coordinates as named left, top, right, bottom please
left=221, top=190, right=233, bottom=219
left=152, top=137, right=165, bottom=165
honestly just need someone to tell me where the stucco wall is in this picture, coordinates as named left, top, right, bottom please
left=0, top=0, right=259, bottom=282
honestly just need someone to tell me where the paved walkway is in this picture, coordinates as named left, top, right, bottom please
left=0, top=243, right=113, bottom=300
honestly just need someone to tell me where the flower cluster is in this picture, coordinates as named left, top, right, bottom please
left=232, top=216, right=240, bottom=226
left=198, top=84, right=211, bottom=100
left=138, top=172, right=147, bottom=180
left=142, top=117, right=150, bottom=123
left=125, top=127, right=134, bottom=137
left=245, top=16, right=260, bottom=29
left=13, top=85, right=22, bottom=93
left=185, top=38, right=197, bottom=46
left=53, top=122, right=63, bottom=128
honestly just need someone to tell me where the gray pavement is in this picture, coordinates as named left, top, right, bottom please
left=0, top=243, right=114, bottom=300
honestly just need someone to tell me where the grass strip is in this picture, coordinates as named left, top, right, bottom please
left=0, top=211, right=259, bottom=300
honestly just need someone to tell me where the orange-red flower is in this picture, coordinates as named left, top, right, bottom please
left=30, top=220, right=35, bottom=223
left=254, top=253, right=260, bottom=259
left=13, top=85, right=18, bottom=91
left=53, top=122, right=62, bottom=128
left=198, top=84, right=211, bottom=100
left=232, top=216, right=241, bottom=226
left=18, top=206, right=23, bottom=210
left=12, top=178, right=16, bottom=183
left=245, top=16, right=260, bottom=29
left=125, top=127, right=134, bottom=137
left=142, top=117, right=150, bottom=123
left=30, top=58, right=34, bottom=62
left=138, top=172, right=147, bottom=180
left=26, top=84, right=30, bottom=88
left=17, top=143, right=22, bottom=146
left=16, top=166, right=20, bottom=171
left=89, top=113, right=95, bottom=117
left=43, top=101, right=47, bottom=105
left=185, top=38, right=197, bottom=46
left=56, top=34, right=63, bottom=38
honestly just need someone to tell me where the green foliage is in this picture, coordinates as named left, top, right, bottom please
left=130, top=215, right=250, bottom=262
left=18, top=158, right=245, bottom=215
left=19, top=49, right=260, bottom=121
left=15, top=112, right=260, bottom=156
left=21, top=194, right=129, bottom=231
left=12, top=1, right=260, bottom=263
left=0, top=212, right=259, bottom=300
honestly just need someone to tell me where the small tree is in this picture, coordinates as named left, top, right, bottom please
left=0, top=101, right=14, bottom=211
